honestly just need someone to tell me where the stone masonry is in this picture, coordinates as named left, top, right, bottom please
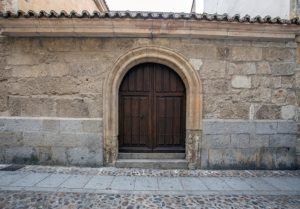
left=0, top=117, right=103, bottom=166
left=0, top=36, right=299, bottom=169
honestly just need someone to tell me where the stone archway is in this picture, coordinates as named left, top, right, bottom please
left=103, top=46, right=203, bottom=169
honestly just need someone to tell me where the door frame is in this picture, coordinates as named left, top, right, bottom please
left=103, top=46, right=203, bottom=169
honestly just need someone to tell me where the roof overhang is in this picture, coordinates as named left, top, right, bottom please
left=0, top=14, right=299, bottom=41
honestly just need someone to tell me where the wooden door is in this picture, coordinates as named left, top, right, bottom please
left=119, top=63, right=186, bottom=152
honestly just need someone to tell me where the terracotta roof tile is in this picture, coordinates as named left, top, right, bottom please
left=0, top=10, right=299, bottom=25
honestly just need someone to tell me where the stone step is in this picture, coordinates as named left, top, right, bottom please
left=118, top=153, right=185, bottom=159
left=115, top=159, right=188, bottom=169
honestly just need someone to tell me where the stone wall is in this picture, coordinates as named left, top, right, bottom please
left=202, top=119, right=297, bottom=169
left=0, top=36, right=298, bottom=168
left=0, top=117, right=103, bottom=166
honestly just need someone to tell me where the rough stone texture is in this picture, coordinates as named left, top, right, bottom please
left=0, top=117, right=103, bottom=167
left=231, top=75, right=251, bottom=89
left=0, top=38, right=297, bottom=121
left=202, top=119, right=297, bottom=169
left=0, top=37, right=299, bottom=169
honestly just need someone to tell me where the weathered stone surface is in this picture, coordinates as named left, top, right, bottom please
left=217, top=47, right=230, bottom=59
left=231, top=75, right=251, bottom=89
left=257, top=62, right=271, bottom=74
left=258, top=147, right=296, bottom=169
left=202, top=134, right=231, bottom=148
left=189, top=59, right=202, bottom=71
left=272, top=89, right=288, bottom=104
left=263, top=48, right=295, bottom=62
left=182, top=44, right=217, bottom=59
left=203, top=79, right=228, bottom=94
left=281, top=105, right=298, bottom=120
left=231, top=47, right=262, bottom=61
left=230, top=134, right=250, bottom=148
left=200, top=60, right=226, bottom=78
left=208, top=148, right=257, bottom=169
left=255, top=121, right=277, bottom=134
left=6, top=53, right=40, bottom=66
left=249, top=135, right=270, bottom=148
left=269, top=134, right=297, bottom=147
left=56, top=98, right=89, bottom=117
left=271, top=63, right=295, bottom=76
left=66, top=147, right=103, bottom=166
left=0, top=131, right=23, bottom=146
left=277, top=121, right=298, bottom=134
left=255, top=105, right=281, bottom=120
left=228, top=63, right=256, bottom=75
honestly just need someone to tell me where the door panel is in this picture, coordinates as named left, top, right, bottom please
left=119, top=63, right=186, bottom=152
left=120, top=96, right=150, bottom=148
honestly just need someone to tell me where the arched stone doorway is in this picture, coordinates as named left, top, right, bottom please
left=103, top=46, right=202, bottom=169
left=119, top=62, right=186, bottom=153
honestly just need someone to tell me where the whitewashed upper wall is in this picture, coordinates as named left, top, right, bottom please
left=204, top=0, right=290, bottom=19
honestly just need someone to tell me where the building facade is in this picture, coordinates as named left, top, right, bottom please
left=0, top=11, right=299, bottom=169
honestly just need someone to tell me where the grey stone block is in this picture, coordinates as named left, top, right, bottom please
left=200, top=148, right=209, bottom=168
left=228, top=121, right=255, bottom=134
left=10, top=173, right=50, bottom=187
left=230, top=134, right=250, bottom=148
left=249, top=135, right=270, bottom=148
left=51, top=147, right=67, bottom=165
left=202, top=134, right=230, bottom=148
left=82, top=119, right=102, bottom=133
left=257, top=147, right=296, bottom=169
left=0, top=131, right=23, bottom=146
left=66, top=147, right=102, bottom=167
left=4, top=146, right=38, bottom=164
left=271, top=63, right=295, bottom=76
left=3, top=118, right=42, bottom=132
left=277, top=121, right=297, bottom=134
left=208, top=148, right=257, bottom=169
left=111, top=176, right=135, bottom=190
left=203, top=120, right=229, bottom=134
left=60, top=175, right=92, bottom=189
left=42, top=119, right=60, bottom=132
left=36, top=174, right=70, bottom=188
left=60, top=119, right=83, bottom=133
left=255, top=121, right=277, bottom=134
left=180, top=177, right=208, bottom=190
left=134, top=177, right=158, bottom=191
left=42, top=132, right=102, bottom=147
left=84, top=176, right=114, bottom=189
left=158, top=177, right=183, bottom=191
left=269, top=134, right=297, bottom=147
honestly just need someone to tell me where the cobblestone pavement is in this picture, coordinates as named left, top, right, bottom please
left=0, top=191, right=299, bottom=209
left=13, top=165, right=300, bottom=177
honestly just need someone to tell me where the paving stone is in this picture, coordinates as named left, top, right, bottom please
left=84, top=176, right=114, bottom=190
left=35, top=174, right=70, bottom=188
left=10, top=173, right=50, bottom=187
left=0, top=172, right=29, bottom=186
left=180, top=177, right=208, bottom=190
left=262, top=177, right=299, bottom=191
left=157, top=177, right=183, bottom=191
left=222, top=177, right=254, bottom=190
left=60, top=175, right=92, bottom=189
left=243, top=178, right=278, bottom=191
left=110, top=176, right=135, bottom=190
left=134, top=177, right=158, bottom=191
left=201, top=177, right=232, bottom=190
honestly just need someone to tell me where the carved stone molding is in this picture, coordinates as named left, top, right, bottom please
left=103, top=46, right=203, bottom=166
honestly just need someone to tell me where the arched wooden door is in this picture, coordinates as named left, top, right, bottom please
left=119, top=63, right=186, bottom=153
